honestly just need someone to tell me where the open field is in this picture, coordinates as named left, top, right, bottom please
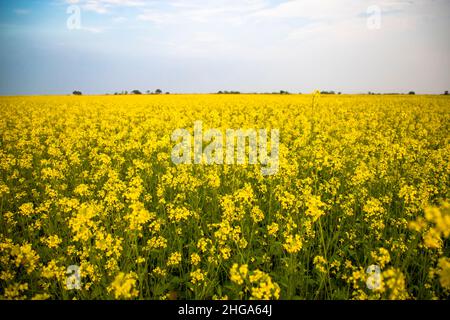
left=0, top=94, right=449, bottom=300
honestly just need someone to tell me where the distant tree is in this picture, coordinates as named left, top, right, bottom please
left=124, top=91, right=128, bottom=95
left=445, top=91, right=449, bottom=95
left=72, top=91, right=82, bottom=95
left=165, top=92, right=170, bottom=94
left=218, top=90, right=241, bottom=94
left=279, top=90, right=290, bottom=94
left=155, top=89, right=163, bottom=94
left=132, top=90, right=142, bottom=95
left=338, top=92, right=342, bottom=95
left=146, top=90, right=151, bottom=94
left=409, top=91, right=415, bottom=95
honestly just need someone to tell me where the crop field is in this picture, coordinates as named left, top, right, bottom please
left=0, top=94, right=449, bottom=300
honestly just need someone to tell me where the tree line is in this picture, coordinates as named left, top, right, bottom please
left=72, top=90, right=449, bottom=96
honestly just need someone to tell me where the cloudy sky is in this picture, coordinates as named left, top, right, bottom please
left=0, top=0, right=449, bottom=95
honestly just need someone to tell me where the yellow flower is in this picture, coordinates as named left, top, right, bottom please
left=409, top=202, right=450, bottom=250
left=41, top=260, right=65, bottom=282
left=125, top=202, right=154, bottom=232
left=68, top=203, right=99, bottom=242
left=41, top=235, right=62, bottom=249
left=382, top=268, right=410, bottom=300
left=109, top=272, right=139, bottom=299
left=190, top=253, right=201, bottom=266
left=437, top=257, right=450, bottom=291
left=305, top=195, right=325, bottom=222
left=167, top=205, right=194, bottom=223
left=190, top=269, right=207, bottom=285
left=74, top=184, right=90, bottom=197
left=2, top=283, right=29, bottom=300
left=283, top=234, right=303, bottom=254
left=19, top=203, right=34, bottom=217
left=267, top=223, right=279, bottom=236
left=0, top=183, right=9, bottom=195
left=167, top=252, right=182, bottom=267
left=220, top=247, right=232, bottom=260
left=10, top=242, right=40, bottom=274
left=370, top=248, right=391, bottom=268
left=207, top=172, right=221, bottom=189
left=250, top=206, right=264, bottom=223
left=313, top=256, right=327, bottom=273
left=146, top=236, right=168, bottom=250
left=249, top=270, right=280, bottom=300
left=152, top=267, right=167, bottom=277
left=32, top=293, right=51, bottom=300
left=423, top=229, right=442, bottom=250
left=136, top=257, right=146, bottom=264
left=230, top=263, right=248, bottom=285
left=230, top=265, right=280, bottom=300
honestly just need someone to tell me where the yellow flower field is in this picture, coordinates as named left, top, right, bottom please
left=0, top=94, right=449, bottom=300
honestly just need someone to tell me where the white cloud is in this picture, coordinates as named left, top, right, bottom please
left=82, top=1, right=109, bottom=14
left=66, top=0, right=146, bottom=14
left=80, top=26, right=105, bottom=33
left=250, top=0, right=421, bottom=21
left=112, top=16, right=127, bottom=23
left=137, top=0, right=271, bottom=25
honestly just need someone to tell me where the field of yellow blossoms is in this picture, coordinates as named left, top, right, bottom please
left=0, top=94, right=449, bottom=300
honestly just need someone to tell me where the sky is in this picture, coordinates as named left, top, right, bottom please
left=0, top=0, right=449, bottom=95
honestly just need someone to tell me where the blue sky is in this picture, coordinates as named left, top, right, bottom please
left=0, top=0, right=449, bottom=95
